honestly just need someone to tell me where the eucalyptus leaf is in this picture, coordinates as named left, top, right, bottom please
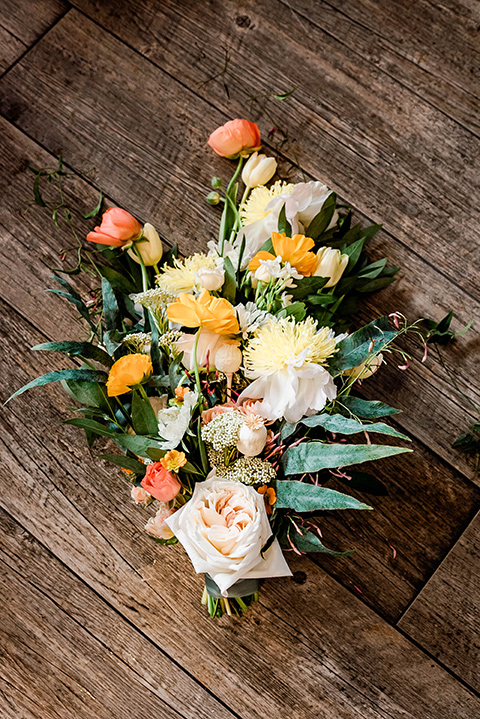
left=7, top=369, right=107, bottom=403
left=98, top=453, right=146, bottom=474
left=338, top=396, right=401, bottom=419
left=283, top=441, right=411, bottom=474
left=299, top=413, right=409, bottom=440
left=62, top=380, right=110, bottom=411
left=328, top=316, right=398, bottom=376
left=285, top=527, right=352, bottom=556
left=276, top=480, right=372, bottom=511
left=32, top=341, right=113, bottom=367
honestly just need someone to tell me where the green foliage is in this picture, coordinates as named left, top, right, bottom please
left=222, top=256, right=237, bottom=304
left=101, top=277, right=120, bottom=331
left=283, top=441, right=411, bottom=474
left=275, top=480, right=372, bottom=511
left=7, top=369, right=107, bottom=403
left=282, top=525, right=352, bottom=556
left=337, top=396, right=401, bottom=419
left=98, top=453, right=146, bottom=474
left=328, top=316, right=398, bottom=376
left=277, top=204, right=292, bottom=236
left=298, top=413, right=409, bottom=440
left=306, top=193, right=337, bottom=241
left=32, top=341, right=113, bottom=367
left=132, top=390, right=158, bottom=435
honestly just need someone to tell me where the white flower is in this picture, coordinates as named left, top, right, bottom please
left=145, top=504, right=175, bottom=540
left=235, top=302, right=274, bottom=339
left=128, top=223, right=163, bottom=266
left=157, top=390, right=198, bottom=449
left=195, top=263, right=225, bottom=291
left=176, top=330, right=238, bottom=371
left=207, top=239, right=240, bottom=271
left=314, top=247, right=349, bottom=288
left=235, top=180, right=338, bottom=268
left=165, top=475, right=291, bottom=595
left=242, top=152, right=277, bottom=188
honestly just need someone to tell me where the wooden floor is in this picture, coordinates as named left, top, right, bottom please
left=1, top=0, right=479, bottom=716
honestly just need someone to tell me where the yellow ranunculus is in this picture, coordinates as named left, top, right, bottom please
left=248, top=232, right=317, bottom=277
left=166, top=289, right=239, bottom=335
left=106, top=353, right=153, bottom=397
left=160, top=449, right=187, bottom=472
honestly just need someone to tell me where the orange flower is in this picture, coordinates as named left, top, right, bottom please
left=208, top=119, right=261, bottom=158
left=167, top=289, right=239, bottom=335
left=257, top=485, right=277, bottom=514
left=174, top=386, right=191, bottom=402
left=248, top=232, right=317, bottom=277
left=86, top=207, right=142, bottom=247
left=160, top=449, right=187, bottom=472
left=106, top=353, right=153, bottom=397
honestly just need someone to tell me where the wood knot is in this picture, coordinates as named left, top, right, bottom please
left=235, top=15, right=251, bottom=28
left=292, top=571, right=307, bottom=584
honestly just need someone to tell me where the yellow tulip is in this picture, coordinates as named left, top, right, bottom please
left=167, top=289, right=239, bottom=335
left=106, top=353, right=153, bottom=397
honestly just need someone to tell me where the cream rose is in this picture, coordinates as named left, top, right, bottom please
left=165, top=475, right=291, bottom=594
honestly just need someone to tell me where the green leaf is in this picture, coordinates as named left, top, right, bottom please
left=328, top=316, right=398, bottom=376
left=306, top=193, right=336, bottom=240
left=274, top=87, right=297, bottom=100
left=276, top=302, right=306, bottom=321
left=286, top=527, right=352, bottom=556
left=299, top=413, right=410, bottom=440
left=98, top=453, right=146, bottom=474
left=276, top=481, right=372, bottom=511
left=289, top=276, right=328, bottom=301
left=65, top=418, right=164, bottom=458
left=32, top=341, right=113, bottom=367
left=52, top=208, right=59, bottom=227
left=131, top=390, right=158, bottom=435
left=357, top=258, right=388, bottom=279
left=277, top=204, right=292, bottom=235
left=356, top=274, right=398, bottom=293
left=64, top=417, right=116, bottom=437
left=343, top=237, right=366, bottom=272
left=283, top=442, right=411, bottom=474
left=146, top=448, right=167, bottom=461
left=103, top=330, right=124, bottom=356
left=83, top=189, right=103, bottom=219
left=98, top=266, right=137, bottom=294
left=62, top=380, right=110, bottom=411
left=46, top=289, right=96, bottom=330
left=33, top=171, right=47, bottom=207
left=6, top=369, right=107, bottom=403
left=150, top=322, right=161, bottom=375
left=102, top=277, right=120, bottom=331
left=338, top=396, right=401, bottom=419
left=222, top=256, right=237, bottom=304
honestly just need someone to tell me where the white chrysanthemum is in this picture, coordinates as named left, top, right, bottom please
left=156, top=254, right=217, bottom=295
left=234, top=302, right=274, bottom=339
left=239, top=317, right=339, bottom=423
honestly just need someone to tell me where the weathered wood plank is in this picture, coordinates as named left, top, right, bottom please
left=0, top=510, right=237, bottom=719
left=0, top=26, right=26, bottom=75
left=62, top=1, right=480, bottom=298
left=0, top=0, right=67, bottom=47
left=284, top=0, right=480, bottom=135
left=0, top=13, right=479, bottom=480
left=398, top=511, right=480, bottom=692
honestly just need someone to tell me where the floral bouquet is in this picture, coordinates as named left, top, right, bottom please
left=10, top=118, right=416, bottom=617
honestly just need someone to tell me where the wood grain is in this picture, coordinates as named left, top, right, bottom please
left=66, top=0, right=480, bottom=297
left=0, top=13, right=478, bottom=482
left=0, top=0, right=67, bottom=46
left=0, top=27, right=25, bottom=75
left=398, top=511, right=480, bottom=693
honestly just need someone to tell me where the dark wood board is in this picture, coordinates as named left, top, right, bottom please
left=398, top=511, right=480, bottom=693
left=0, top=0, right=67, bottom=47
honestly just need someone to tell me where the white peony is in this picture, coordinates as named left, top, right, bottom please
left=165, top=475, right=291, bottom=594
left=157, top=390, right=198, bottom=449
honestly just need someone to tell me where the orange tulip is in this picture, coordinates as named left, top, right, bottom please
left=208, top=119, right=261, bottom=159
left=167, top=289, right=239, bottom=335
left=248, top=232, right=318, bottom=277
left=87, top=207, right=142, bottom=247
left=106, top=353, right=153, bottom=397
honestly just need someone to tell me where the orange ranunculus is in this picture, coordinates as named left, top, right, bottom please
left=207, top=119, right=261, bottom=159
left=167, top=289, right=239, bottom=335
left=141, top=462, right=181, bottom=502
left=86, top=207, right=142, bottom=247
left=106, top=353, right=153, bottom=397
left=160, top=449, right=187, bottom=472
left=248, top=232, right=317, bottom=277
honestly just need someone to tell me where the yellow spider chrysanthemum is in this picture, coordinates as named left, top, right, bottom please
left=243, top=317, right=337, bottom=375
left=240, top=180, right=295, bottom=226
left=155, top=253, right=216, bottom=294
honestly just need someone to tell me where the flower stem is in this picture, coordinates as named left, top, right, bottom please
left=219, top=156, right=244, bottom=254
left=132, top=240, right=150, bottom=292
left=192, top=328, right=203, bottom=398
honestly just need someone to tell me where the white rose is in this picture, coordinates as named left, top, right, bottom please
left=165, top=475, right=291, bottom=595
left=195, top=265, right=225, bottom=291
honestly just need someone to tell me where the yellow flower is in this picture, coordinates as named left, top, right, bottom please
left=174, top=386, right=191, bottom=402
left=257, top=485, right=276, bottom=514
left=160, top=449, right=187, bottom=472
left=240, top=180, right=295, bottom=225
left=243, top=317, right=337, bottom=375
left=156, top=253, right=216, bottom=294
left=106, top=353, right=153, bottom=397
left=248, top=232, right=317, bottom=277
left=167, top=289, right=239, bottom=335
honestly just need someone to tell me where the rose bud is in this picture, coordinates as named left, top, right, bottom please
left=314, top=246, right=349, bottom=288
left=127, top=222, right=163, bottom=266
left=208, top=119, right=261, bottom=159
left=141, top=462, right=181, bottom=502
left=241, top=152, right=277, bottom=188
left=86, top=207, right=142, bottom=247
left=131, top=486, right=151, bottom=504
left=145, top=505, right=175, bottom=540
left=254, top=263, right=272, bottom=284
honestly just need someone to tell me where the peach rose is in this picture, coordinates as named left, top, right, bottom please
left=141, top=462, right=181, bottom=502
left=86, top=207, right=142, bottom=247
left=208, top=119, right=261, bottom=159
left=201, top=402, right=236, bottom=425
left=145, top=504, right=175, bottom=540
left=131, top=485, right=151, bottom=504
